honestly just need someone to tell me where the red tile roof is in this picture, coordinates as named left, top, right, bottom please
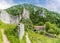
left=34, top=26, right=44, bottom=28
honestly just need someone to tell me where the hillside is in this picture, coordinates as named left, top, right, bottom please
left=0, top=4, right=60, bottom=43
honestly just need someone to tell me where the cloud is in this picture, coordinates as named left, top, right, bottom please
left=31, top=0, right=60, bottom=13
left=0, top=0, right=60, bottom=13
left=44, top=0, right=60, bottom=13
left=0, top=0, right=15, bottom=9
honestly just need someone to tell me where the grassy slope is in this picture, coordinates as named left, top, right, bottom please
left=0, top=30, right=3, bottom=43
left=27, top=30, right=60, bottom=43
left=5, top=25, right=20, bottom=43
left=0, top=18, right=60, bottom=43
left=0, top=20, right=20, bottom=43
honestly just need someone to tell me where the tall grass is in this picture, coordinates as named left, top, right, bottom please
left=4, top=25, right=20, bottom=43
left=0, top=30, right=3, bottom=43
left=27, top=30, right=60, bottom=43
left=0, top=20, right=20, bottom=43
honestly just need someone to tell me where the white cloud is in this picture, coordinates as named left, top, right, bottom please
left=0, top=0, right=60, bottom=13
left=0, top=0, right=15, bottom=9
left=45, top=0, right=60, bottom=13
left=32, top=0, right=60, bottom=13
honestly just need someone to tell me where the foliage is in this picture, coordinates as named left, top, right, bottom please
left=0, top=11, right=1, bottom=13
left=5, top=25, right=20, bottom=43
left=45, top=22, right=51, bottom=32
left=0, top=30, right=3, bottom=43
left=45, top=22, right=60, bottom=35
left=0, top=20, right=20, bottom=43
left=20, top=18, right=34, bottom=31
left=5, top=4, right=60, bottom=27
left=6, top=5, right=23, bottom=16
left=27, top=29, right=60, bottom=43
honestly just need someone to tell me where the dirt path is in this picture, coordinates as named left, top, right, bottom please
left=1, top=29, right=10, bottom=43
left=26, top=33, right=31, bottom=43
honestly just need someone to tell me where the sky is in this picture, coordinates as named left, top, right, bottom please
left=0, top=0, right=60, bottom=13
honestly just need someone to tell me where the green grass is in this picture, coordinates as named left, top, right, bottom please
left=0, top=20, right=27, bottom=43
left=0, top=20, right=20, bottom=43
left=0, top=20, right=60, bottom=43
left=4, top=24, right=20, bottom=43
left=0, top=30, right=3, bottom=43
left=27, top=30, right=60, bottom=43
left=0, top=20, right=16, bottom=29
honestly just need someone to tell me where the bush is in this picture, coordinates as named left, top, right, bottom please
left=40, top=31, right=44, bottom=35
left=39, top=22, right=44, bottom=26
left=45, top=22, right=60, bottom=35
left=45, top=22, right=51, bottom=32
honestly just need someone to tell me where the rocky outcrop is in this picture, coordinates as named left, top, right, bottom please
left=20, top=15, right=22, bottom=20
left=40, top=10, right=46, bottom=18
left=22, top=8, right=30, bottom=19
left=10, top=15, right=20, bottom=24
left=18, top=23, right=24, bottom=40
left=0, top=10, right=11, bottom=24
left=0, top=8, right=30, bottom=24
left=0, top=10, right=20, bottom=24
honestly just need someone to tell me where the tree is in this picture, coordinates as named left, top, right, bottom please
left=45, top=22, right=51, bottom=32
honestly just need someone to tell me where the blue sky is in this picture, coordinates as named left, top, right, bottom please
left=0, top=0, right=60, bottom=13
left=13, top=0, right=46, bottom=5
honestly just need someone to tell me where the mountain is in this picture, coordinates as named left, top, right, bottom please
left=0, top=4, right=60, bottom=43
left=5, top=4, right=60, bottom=25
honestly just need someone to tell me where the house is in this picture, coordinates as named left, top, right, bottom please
left=34, top=25, right=45, bottom=31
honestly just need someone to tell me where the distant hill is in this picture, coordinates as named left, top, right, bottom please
left=6, top=4, right=60, bottom=26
